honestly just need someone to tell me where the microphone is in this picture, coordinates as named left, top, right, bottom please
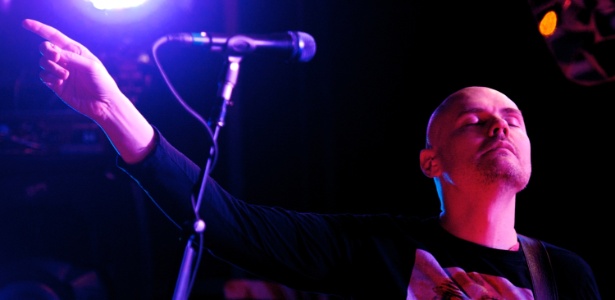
left=166, top=31, right=317, bottom=63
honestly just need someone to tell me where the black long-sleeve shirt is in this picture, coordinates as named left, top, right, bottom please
left=118, top=130, right=601, bottom=299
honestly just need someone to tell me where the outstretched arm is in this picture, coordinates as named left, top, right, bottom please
left=21, top=18, right=155, bottom=164
left=21, top=19, right=368, bottom=294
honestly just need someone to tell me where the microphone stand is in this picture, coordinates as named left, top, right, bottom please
left=173, top=55, right=244, bottom=300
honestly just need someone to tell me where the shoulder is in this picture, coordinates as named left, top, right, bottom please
left=541, top=241, right=593, bottom=272
left=540, top=241, right=602, bottom=299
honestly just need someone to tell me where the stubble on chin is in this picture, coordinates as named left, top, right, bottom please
left=476, top=156, right=530, bottom=189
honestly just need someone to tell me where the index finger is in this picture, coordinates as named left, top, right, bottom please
left=22, top=19, right=78, bottom=50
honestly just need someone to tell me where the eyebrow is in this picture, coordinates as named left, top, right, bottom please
left=457, top=107, right=523, bottom=118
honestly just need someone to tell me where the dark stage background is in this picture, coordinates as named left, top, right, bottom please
left=0, top=0, right=611, bottom=298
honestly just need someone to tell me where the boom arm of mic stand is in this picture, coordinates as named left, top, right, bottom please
left=173, top=55, right=244, bottom=300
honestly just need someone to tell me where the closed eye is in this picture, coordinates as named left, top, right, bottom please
left=505, top=117, right=521, bottom=127
left=460, top=115, right=482, bottom=126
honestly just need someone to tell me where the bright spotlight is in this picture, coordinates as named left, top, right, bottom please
left=86, top=0, right=148, bottom=10
left=68, top=0, right=165, bottom=25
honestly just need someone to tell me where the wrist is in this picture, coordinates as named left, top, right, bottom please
left=97, top=94, right=155, bottom=164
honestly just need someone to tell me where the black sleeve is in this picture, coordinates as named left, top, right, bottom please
left=115, top=128, right=412, bottom=297
left=117, top=128, right=202, bottom=230
left=115, top=129, right=347, bottom=285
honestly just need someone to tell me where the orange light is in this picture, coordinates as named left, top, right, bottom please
left=539, top=10, right=558, bottom=37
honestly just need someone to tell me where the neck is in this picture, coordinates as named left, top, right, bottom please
left=439, top=193, right=518, bottom=250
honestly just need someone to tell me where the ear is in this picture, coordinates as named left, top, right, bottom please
left=420, top=148, right=440, bottom=178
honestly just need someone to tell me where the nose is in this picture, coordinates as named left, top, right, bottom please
left=489, top=117, right=509, bottom=138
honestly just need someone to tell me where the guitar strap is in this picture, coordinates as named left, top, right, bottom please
left=518, top=234, right=559, bottom=300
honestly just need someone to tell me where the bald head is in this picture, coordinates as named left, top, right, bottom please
left=425, top=86, right=521, bottom=149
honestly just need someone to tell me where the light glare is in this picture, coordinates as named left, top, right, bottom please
left=86, top=0, right=147, bottom=10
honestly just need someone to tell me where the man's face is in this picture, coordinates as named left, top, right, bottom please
left=427, top=87, right=532, bottom=191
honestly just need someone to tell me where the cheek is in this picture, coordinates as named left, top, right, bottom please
left=517, top=137, right=532, bottom=163
left=518, top=134, right=531, bottom=152
left=451, top=135, right=482, bottom=155
left=440, top=139, right=481, bottom=166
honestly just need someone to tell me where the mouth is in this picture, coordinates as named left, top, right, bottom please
left=483, top=141, right=516, bottom=156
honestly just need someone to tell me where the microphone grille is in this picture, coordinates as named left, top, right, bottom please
left=293, top=31, right=317, bottom=63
